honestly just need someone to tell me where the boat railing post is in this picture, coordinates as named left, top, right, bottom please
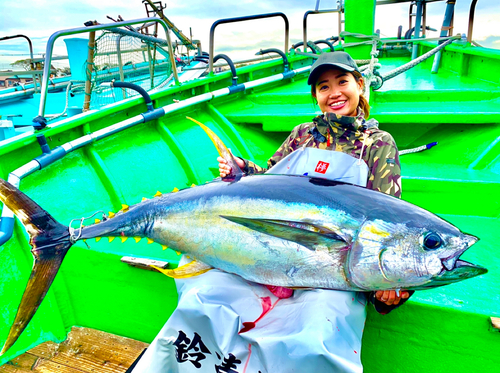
left=209, top=13, right=289, bottom=76
left=116, top=34, right=127, bottom=99
left=36, top=17, right=174, bottom=125
left=411, top=0, right=425, bottom=60
left=467, top=0, right=478, bottom=44
left=431, top=0, right=456, bottom=73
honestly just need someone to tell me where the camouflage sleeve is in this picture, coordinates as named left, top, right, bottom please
left=241, top=159, right=267, bottom=175
left=366, top=132, right=402, bottom=198
left=242, top=124, right=313, bottom=175
left=366, top=132, right=412, bottom=314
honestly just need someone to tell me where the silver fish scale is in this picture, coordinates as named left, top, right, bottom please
left=150, top=194, right=361, bottom=290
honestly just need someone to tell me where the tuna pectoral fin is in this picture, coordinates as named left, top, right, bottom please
left=221, top=216, right=347, bottom=251
left=151, top=259, right=212, bottom=279
left=0, top=178, right=72, bottom=355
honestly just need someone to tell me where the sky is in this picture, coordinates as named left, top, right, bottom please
left=0, top=0, right=498, bottom=70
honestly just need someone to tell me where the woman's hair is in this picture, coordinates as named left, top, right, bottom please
left=311, top=70, right=370, bottom=119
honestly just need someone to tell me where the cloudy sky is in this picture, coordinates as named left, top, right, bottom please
left=1, top=0, right=498, bottom=70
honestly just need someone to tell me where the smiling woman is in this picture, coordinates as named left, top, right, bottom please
left=309, top=52, right=366, bottom=117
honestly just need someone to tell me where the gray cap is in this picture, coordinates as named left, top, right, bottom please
left=307, top=52, right=360, bottom=85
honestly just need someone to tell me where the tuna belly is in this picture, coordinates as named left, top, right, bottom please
left=151, top=216, right=353, bottom=290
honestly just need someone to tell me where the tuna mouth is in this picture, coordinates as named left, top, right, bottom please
left=433, top=234, right=486, bottom=283
left=435, top=257, right=487, bottom=283
left=440, top=234, right=479, bottom=272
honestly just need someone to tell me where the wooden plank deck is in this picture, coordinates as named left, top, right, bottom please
left=1, top=327, right=148, bottom=372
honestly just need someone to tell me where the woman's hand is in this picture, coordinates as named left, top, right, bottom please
left=218, top=154, right=245, bottom=178
left=375, top=290, right=410, bottom=306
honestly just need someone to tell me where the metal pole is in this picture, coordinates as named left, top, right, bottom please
left=467, top=0, right=478, bottom=43
left=116, top=35, right=127, bottom=99
left=431, top=0, right=456, bottom=73
left=411, top=0, right=424, bottom=60
left=163, top=28, right=179, bottom=84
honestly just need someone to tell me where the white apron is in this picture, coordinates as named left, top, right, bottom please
left=133, top=149, right=370, bottom=373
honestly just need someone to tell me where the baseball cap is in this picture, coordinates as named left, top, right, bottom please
left=307, top=52, right=360, bottom=85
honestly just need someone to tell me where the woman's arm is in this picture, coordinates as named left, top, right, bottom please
left=217, top=124, right=312, bottom=177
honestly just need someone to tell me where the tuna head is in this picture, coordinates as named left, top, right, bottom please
left=346, top=216, right=487, bottom=291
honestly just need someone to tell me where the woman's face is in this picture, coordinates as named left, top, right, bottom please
left=313, top=68, right=363, bottom=117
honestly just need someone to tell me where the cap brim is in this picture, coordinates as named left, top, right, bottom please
left=307, top=63, right=356, bottom=85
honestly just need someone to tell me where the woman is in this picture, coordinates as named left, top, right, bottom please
left=219, top=51, right=411, bottom=310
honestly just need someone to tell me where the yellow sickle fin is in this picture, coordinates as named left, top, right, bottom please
left=151, top=260, right=212, bottom=279
left=186, top=116, right=243, bottom=180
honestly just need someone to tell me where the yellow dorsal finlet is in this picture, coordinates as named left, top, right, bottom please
left=108, top=211, right=115, bottom=219
left=108, top=237, right=116, bottom=243
left=95, top=237, right=102, bottom=242
left=121, top=204, right=129, bottom=212
left=154, top=191, right=162, bottom=197
left=142, top=197, right=148, bottom=202
left=147, top=238, right=154, bottom=244
left=151, top=260, right=212, bottom=279
left=161, top=245, right=168, bottom=250
left=121, top=237, right=128, bottom=243
left=172, top=187, right=179, bottom=193
left=134, top=237, right=141, bottom=243
left=94, top=218, right=100, bottom=224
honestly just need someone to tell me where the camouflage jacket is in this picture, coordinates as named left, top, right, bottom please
left=242, top=111, right=402, bottom=198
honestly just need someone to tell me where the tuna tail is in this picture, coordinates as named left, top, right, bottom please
left=0, top=178, right=72, bottom=355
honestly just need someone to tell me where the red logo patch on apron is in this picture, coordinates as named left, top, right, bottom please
left=315, top=161, right=330, bottom=174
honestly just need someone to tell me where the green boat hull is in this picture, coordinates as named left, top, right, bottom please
left=0, top=39, right=499, bottom=372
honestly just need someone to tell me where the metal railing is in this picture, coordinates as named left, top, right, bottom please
left=36, top=17, right=179, bottom=120
left=0, top=35, right=39, bottom=92
left=209, top=13, right=290, bottom=75
left=302, top=8, right=343, bottom=54
left=0, top=35, right=35, bottom=70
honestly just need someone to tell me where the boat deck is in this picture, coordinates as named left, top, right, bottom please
left=0, top=327, right=146, bottom=373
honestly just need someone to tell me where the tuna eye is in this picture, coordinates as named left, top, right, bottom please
left=423, top=233, right=443, bottom=250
